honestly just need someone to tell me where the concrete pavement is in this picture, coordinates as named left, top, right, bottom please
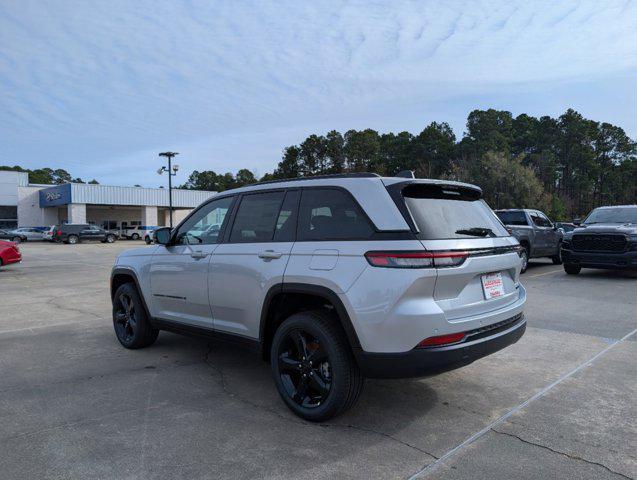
left=0, top=243, right=635, bottom=479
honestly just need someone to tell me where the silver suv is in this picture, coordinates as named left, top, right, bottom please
left=110, top=173, right=526, bottom=421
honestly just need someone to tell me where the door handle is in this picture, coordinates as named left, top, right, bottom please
left=258, top=250, right=283, bottom=260
left=190, top=251, right=208, bottom=259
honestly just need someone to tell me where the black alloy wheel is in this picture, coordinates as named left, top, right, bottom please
left=277, top=329, right=332, bottom=409
left=271, top=311, right=363, bottom=422
left=12, top=236, right=22, bottom=244
left=114, top=292, right=137, bottom=344
left=112, top=283, right=159, bottom=349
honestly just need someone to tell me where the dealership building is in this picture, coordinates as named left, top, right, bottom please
left=0, top=171, right=216, bottom=230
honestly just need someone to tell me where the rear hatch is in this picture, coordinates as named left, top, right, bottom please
left=386, top=180, right=523, bottom=321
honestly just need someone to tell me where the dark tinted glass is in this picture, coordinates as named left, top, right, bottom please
left=274, top=190, right=299, bottom=242
left=530, top=212, right=551, bottom=228
left=0, top=206, right=17, bottom=219
left=584, top=207, right=637, bottom=224
left=230, top=191, right=285, bottom=243
left=298, top=189, right=374, bottom=241
left=402, top=184, right=508, bottom=239
left=496, top=211, right=528, bottom=226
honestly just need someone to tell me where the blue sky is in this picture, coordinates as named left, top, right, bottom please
left=1, top=0, right=636, bottom=186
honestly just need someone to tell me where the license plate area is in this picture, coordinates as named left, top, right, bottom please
left=481, top=272, right=505, bottom=300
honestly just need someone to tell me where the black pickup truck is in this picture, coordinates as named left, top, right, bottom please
left=54, top=224, right=117, bottom=244
left=495, top=209, right=563, bottom=273
left=561, top=205, right=637, bottom=274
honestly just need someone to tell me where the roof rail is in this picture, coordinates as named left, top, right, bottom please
left=253, top=172, right=380, bottom=186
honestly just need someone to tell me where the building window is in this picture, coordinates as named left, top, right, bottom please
left=0, top=206, right=17, bottom=229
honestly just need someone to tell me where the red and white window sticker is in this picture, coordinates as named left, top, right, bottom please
left=481, top=272, right=505, bottom=300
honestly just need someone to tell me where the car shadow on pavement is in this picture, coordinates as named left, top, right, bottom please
left=152, top=330, right=439, bottom=449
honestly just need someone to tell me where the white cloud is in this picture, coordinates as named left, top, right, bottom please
left=1, top=0, right=636, bottom=184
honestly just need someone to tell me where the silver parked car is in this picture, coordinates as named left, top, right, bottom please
left=10, top=227, right=44, bottom=241
left=110, top=173, right=526, bottom=421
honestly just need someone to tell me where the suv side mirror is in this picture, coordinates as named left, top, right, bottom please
left=153, top=227, right=172, bottom=245
left=573, top=218, right=581, bottom=226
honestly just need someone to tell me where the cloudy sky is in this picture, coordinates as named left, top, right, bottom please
left=1, top=0, right=636, bottom=186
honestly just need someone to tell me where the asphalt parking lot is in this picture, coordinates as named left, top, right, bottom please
left=1, top=242, right=635, bottom=480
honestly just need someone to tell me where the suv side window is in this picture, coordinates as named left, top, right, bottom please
left=175, top=196, right=234, bottom=245
left=229, top=191, right=286, bottom=243
left=274, top=190, right=300, bottom=242
left=298, top=188, right=374, bottom=241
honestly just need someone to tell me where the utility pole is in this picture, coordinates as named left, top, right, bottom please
left=158, top=152, right=179, bottom=228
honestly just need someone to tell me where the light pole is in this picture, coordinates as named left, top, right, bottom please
left=158, top=152, right=179, bottom=228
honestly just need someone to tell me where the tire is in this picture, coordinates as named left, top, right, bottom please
left=564, top=264, right=581, bottom=275
left=270, top=310, right=364, bottom=422
left=105, top=234, right=116, bottom=243
left=112, top=283, right=159, bottom=349
left=520, top=245, right=530, bottom=273
left=67, top=235, right=78, bottom=245
left=131, top=233, right=140, bottom=240
left=145, top=236, right=151, bottom=245
left=12, top=236, right=22, bottom=244
left=552, top=244, right=563, bottom=265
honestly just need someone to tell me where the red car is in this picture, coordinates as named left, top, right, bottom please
left=0, top=240, right=21, bottom=267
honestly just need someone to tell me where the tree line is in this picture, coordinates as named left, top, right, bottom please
left=0, top=166, right=99, bottom=185
left=182, top=108, right=636, bottom=220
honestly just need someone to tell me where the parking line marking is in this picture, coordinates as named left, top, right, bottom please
left=407, top=327, right=637, bottom=479
left=0, top=320, right=102, bottom=336
left=527, top=268, right=563, bottom=278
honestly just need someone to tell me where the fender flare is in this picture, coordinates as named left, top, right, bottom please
left=110, top=267, right=153, bottom=321
left=258, top=282, right=362, bottom=351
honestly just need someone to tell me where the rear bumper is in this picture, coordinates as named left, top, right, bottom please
left=356, top=313, right=526, bottom=379
left=562, top=248, right=637, bottom=270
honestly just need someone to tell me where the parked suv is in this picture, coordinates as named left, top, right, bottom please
left=561, top=205, right=637, bottom=274
left=121, top=225, right=156, bottom=240
left=111, top=174, right=526, bottom=421
left=495, top=209, right=562, bottom=273
left=55, top=224, right=117, bottom=244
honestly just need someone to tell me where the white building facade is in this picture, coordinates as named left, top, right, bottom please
left=0, top=171, right=216, bottom=229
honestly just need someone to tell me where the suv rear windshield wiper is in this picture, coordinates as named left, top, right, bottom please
left=455, top=227, right=496, bottom=237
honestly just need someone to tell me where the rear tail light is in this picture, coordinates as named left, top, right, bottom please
left=417, top=332, right=466, bottom=348
left=56, top=230, right=62, bottom=236
left=365, top=251, right=468, bottom=268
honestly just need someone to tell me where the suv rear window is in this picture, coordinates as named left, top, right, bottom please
left=496, top=211, right=528, bottom=226
left=400, top=184, right=508, bottom=240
